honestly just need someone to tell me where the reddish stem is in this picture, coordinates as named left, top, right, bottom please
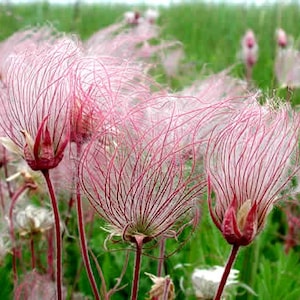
left=30, top=236, right=35, bottom=269
left=214, top=244, right=240, bottom=300
left=75, top=143, right=100, bottom=300
left=47, top=229, right=54, bottom=280
left=42, top=170, right=62, bottom=300
left=157, top=238, right=166, bottom=277
left=131, top=236, right=144, bottom=300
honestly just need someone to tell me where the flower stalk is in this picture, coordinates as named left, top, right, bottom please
left=213, top=244, right=240, bottom=300
left=42, top=170, right=62, bottom=300
left=75, top=143, right=100, bottom=300
left=131, top=235, right=144, bottom=300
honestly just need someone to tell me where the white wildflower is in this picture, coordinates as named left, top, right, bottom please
left=14, top=205, right=54, bottom=236
left=192, top=266, right=239, bottom=300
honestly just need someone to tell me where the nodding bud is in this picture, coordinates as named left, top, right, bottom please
left=241, top=29, right=258, bottom=68
left=144, top=9, right=159, bottom=24
left=124, top=11, right=141, bottom=25
left=276, top=28, right=288, bottom=48
left=243, top=29, right=256, bottom=48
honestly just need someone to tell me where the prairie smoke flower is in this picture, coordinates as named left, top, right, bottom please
left=0, top=26, right=62, bottom=81
left=0, top=39, right=80, bottom=171
left=79, top=110, right=204, bottom=243
left=0, top=39, right=80, bottom=300
left=239, top=29, right=258, bottom=84
left=180, top=70, right=248, bottom=101
left=176, top=71, right=256, bottom=158
left=274, top=29, right=300, bottom=89
left=192, top=266, right=239, bottom=300
left=206, top=101, right=300, bottom=246
left=85, top=10, right=170, bottom=67
left=124, top=10, right=142, bottom=25
left=144, top=8, right=160, bottom=24
left=276, top=28, right=288, bottom=48
left=14, top=270, right=67, bottom=300
left=79, top=108, right=205, bottom=299
left=70, top=55, right=155, bottom=145
left=85, top=15, right=157, bottom=61
left=69, top=55, right=155, bottom=300
left=241, top=29, right=258, bottom=67
left=160, top=44, right=185, bottom=78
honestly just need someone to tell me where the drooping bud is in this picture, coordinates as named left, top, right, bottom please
left=241, top=29, right=258, bottom=68
left=276, top=28, right=288, bottom=48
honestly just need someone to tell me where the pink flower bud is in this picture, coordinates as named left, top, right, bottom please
left=276, top=28, right=288, bottom=48
left=243, top=29, right=256, bottom=49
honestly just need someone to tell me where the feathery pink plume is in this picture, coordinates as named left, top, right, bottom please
left=79, top=104, right=205, bottom=243
left=0, top=38, right=81, bottom=171
left=0, top=26, right=64, bottom=82
left=206, top=100, right=300, bottom=246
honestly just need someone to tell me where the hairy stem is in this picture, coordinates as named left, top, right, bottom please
left=214, top=244, right=240, bottom=300
left=42, top=170, right=62, bottom=300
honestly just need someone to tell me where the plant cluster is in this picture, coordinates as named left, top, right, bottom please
left=0, top=4, right=299, bottom=300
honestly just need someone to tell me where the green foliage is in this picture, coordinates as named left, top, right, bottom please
left=255, top=243, right=300, bottom=300
left=0, top=257, right=13, bottom=299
